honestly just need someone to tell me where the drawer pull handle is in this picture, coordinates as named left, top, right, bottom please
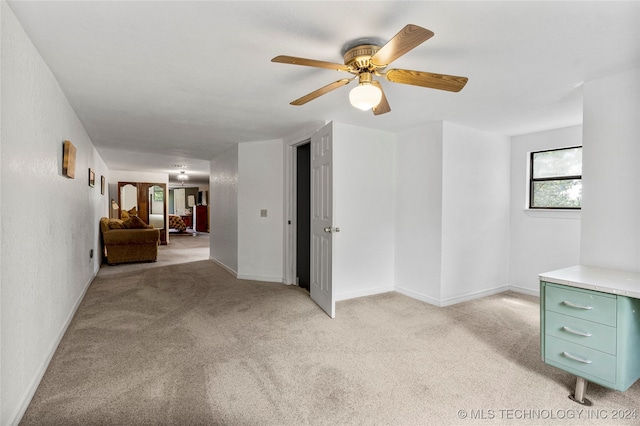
left=562, top=351, right=592, bottom=364
left=562, top=326, right=593, bottom=337
left=562, top=300, right=593, bottom=310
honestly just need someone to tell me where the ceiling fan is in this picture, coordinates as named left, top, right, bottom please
left=271, top=24, right=468, bottom=115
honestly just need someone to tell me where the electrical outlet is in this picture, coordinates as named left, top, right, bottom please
left=260, top=209, right=268, bottom=217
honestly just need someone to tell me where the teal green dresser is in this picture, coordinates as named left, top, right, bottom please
left=539, top=265, right=640, bottom=405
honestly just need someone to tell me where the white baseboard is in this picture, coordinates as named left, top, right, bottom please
left=208, top=257, right=286, bottom=284
left=236, top=273, right=283, bottom=283
left=10, top=269, right=96, bottom=426
left=335, top=285, right=394, bottom=302
left=395, top=284, right=512, bottom=307
left=394, top=286, right=442, bottom=306
left=209, top=257, right=238, bottom=277
left=438, top=285, right=510, bottom=307
left=508, top=284, right=540, bottom=297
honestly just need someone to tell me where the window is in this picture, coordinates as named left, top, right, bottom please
left=530, top=146, right=582, bottom=209
left=153, top=185, right=164, bottom=202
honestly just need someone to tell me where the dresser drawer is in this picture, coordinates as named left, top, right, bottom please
left=545, top=335, right=616, bottom=384
left=545, top=310, right=616, bottom=355
left=545, top=284, right=617, bottom=326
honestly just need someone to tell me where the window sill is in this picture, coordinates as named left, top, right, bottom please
left=524, top=209, right=581, bottom=219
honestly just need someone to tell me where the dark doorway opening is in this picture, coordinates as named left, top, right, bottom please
left=296, top=143, right=311, bottom=292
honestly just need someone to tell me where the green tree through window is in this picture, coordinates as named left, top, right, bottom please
left=530, top=146, right=582, bottom=209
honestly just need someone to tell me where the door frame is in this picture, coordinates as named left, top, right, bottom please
left=282, top=122, right=328, bottom=286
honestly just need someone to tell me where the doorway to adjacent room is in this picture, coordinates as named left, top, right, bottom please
left=296, top=143, right=311, bottom=292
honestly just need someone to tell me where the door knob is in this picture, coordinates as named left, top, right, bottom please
left=324, top=227, right=332, bottom=233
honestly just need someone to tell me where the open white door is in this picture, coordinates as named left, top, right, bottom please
left=310, top=123, right=334, bottom=318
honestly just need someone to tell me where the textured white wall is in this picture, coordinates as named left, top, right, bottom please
left=1, top=2, right=108, bottom=423
left=393, top=122, right=510, bottom=306
left=237, top=140, right=284, bottom=282
left=581, top=69, right=640, bottom=272
left=509, top=126, right=582, bottom=294
left=332, top=122, right=396, bottom=300
left=110, top=170, right=168, bottom=184
left=440, top=123, right=511, bottom=304
left=394, top=122, right=444, bottom=304
left=210, top=145, right=238, bottom=273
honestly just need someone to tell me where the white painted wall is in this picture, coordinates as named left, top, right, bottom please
left=210, top=145, right=239, bottom=274
left=110, top=170, right=168, bottom=184
left=581, top=69, right=640, bottom=272
left=394, top=122, right=510, bottom=306
left=394, top=122, right=444, bottom=304
left=440, top=123, right=511, bottom=303
left=332, top=122, right=396, bottom=300
left=509, top=126, right=582, bottom=294
left=1, top=2, right=108, bottom=423
left=237, top=139, right=284, bottom=282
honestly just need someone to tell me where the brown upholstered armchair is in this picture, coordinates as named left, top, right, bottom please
left=100, top=217, right=160, bottom=265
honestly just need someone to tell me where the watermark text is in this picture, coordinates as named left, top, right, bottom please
left=457, top=408, right=638, bottom=421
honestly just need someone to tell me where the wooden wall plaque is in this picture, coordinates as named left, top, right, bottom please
left=63, top=140, right=76, bottom=178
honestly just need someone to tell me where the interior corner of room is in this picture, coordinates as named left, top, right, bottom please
left=1, top=1, right=639, bottom=424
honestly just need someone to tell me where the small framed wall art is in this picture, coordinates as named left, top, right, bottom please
left=89, top=168, right=96, bottom=187
left=101, top=175, right=105, bottom=194
left=62, top=140, right=76, bottom=178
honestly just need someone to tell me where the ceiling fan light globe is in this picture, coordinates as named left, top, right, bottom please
left=349, top=83, right=382, bottom=111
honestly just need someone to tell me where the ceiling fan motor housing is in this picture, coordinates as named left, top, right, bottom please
left=343, top=45, right=382, bottom=71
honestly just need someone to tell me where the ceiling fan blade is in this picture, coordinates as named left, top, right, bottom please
left=272, top=55, right=351, bottom=72
left=290, top=78, right=354, bottom=106
left=370, top=25, right=434, bottom=67
left=371, top=81, right=390, bottom=115
left=385, top=69, right=468, bottom=92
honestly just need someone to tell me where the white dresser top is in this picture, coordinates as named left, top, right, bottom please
left=540, top=265, right=640, bottom=299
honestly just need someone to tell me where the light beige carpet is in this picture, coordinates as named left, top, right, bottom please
left=20, top=242, right=640, bottom=425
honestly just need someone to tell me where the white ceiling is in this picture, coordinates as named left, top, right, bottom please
left=8, top=1, right=640, bottom=183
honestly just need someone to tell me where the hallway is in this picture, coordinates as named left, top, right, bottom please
left=98, top=232, right=210, bottom=277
